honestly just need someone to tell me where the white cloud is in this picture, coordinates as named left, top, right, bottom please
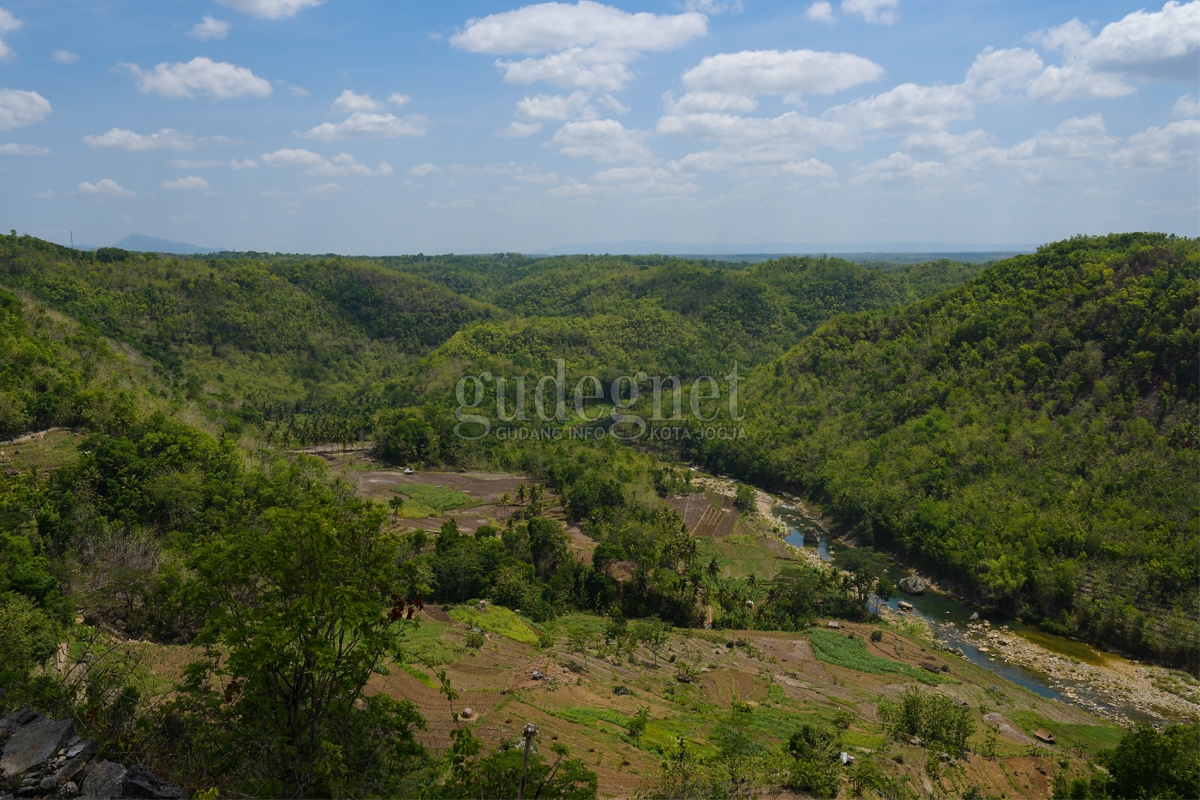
left=167, top=159, right=225, bottom=168
left=122, top=57, right=272, bottom=99
left=852, top=152, right=947, bottom=184
left=682, top=50, right=884, bottom=100
left=161, top=175, right=209, bottom=191
left=261, top=148, right=324, bottom=167
left=1174, top=94, right=1200, bottom=118
left=550, top=119, right=650, bottom=161
left=333, top=89, right=383, bottom=112
left=546, top=180, right=593, bottom=197
left=1026, top=63, right=1133, bottom=102
left=0, top=89, right=51, bottom=131
left=388, top=92, right=411, bottom=107
left=903, top=129, right=992, bottom=157
left=826, top=83, right=974, bottom=134
left=1025, top=2, right=1200, bottom=102
left=262, top=148, right=391, bottom=176
left=1007, top=114, right=1118, bottom=160
left=1064, top=1, right=1200, bottom=81
left=806, top=2, right=834, bottom=23
left=841, top=0, right=898, bottom=25
left=77, top=179, right=135, bottom=198
left=33, top=189, right=55, bottom=198
left=215, top=0, right=323, bottom=20
left=516, top=90, right=626, bottom=121
left=451, top=1, right=707, bottom=91
left=666, top=92, right=758, bottom=113
left=1111, top=119, right=1200, bottom=169
left=298, top=112, right=427, bottom=141
left=449, top=162, right=560, bottom=183
left=83, top=128, right=208, bottom=151
left=229, top=158, right=259, bottom=169
left=587, top=165, right=697, bottom=195
left=51, top=50, right=78, bottom=64
left=0, top=142, right=47, bottom=155
left=963, top=48, right=1043, bottom=102
left=409, top=162, right=441, bottom=176
left=498, top=121, right=544, bottom=137
left=683, top=0, right=742, bottom=13
left=0, top=8, right=20, bottom=63
left=780, top=158, right=838, bottom=180
left=191, top=16, right=230, bottom=40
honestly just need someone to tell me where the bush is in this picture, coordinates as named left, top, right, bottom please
left=878, top=687, right=974, bottom=756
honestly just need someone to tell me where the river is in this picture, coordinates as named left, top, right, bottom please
left=773, top=504, right=1162, bottom=725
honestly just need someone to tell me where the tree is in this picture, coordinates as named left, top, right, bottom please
left=1099, top=724, right=1199, bottom=800
left=389, top=495, right=405, bottom=519
left=634, top=618, right=670, bottom=666
left=566, top=627, right=593, bottom=667
left=734, top=484, right=756, bottom=513
left=627, top=707, right=650, bottom=747
left=187, top=461, right=426, bottom=797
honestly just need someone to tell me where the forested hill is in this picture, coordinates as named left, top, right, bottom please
left=693, top=233, right=1199, bottom=665
left=0, top=236, right=983, bottom=415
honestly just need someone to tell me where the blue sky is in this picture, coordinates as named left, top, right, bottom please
left=0, top=0, right=1196, bottom=253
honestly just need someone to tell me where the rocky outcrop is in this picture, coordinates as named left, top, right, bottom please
left=898, top=576, right=926, bottom=595
left=0, top=710, right=180, bottom=800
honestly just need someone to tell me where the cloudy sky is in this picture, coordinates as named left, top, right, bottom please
left=0, top=0, right=1196, bottom=253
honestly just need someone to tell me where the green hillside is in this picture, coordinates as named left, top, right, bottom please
left=691, top=233, right=1199, bottom=665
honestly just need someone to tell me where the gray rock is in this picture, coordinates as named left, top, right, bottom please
left=898, top=576, right=926, bottom=595
left=80, top=761, right=126, bottom=800
left=54, top=741, right=99, bottom=785
left=0, top=716, right=74, bottom=777
left=40, top=776, right=59, bottom=793
left=0, top=710, right=40, bottom=733
left=120, top=764, right=182, bottom=799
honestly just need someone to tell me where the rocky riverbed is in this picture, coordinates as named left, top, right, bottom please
left=958, top=621, right=1200, bottom=725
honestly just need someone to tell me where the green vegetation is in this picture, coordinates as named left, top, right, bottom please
left=391, top=483, right=478, bottom=516
left=695, top=234, right=1199, bottom=665
left=0, top=230, right=1190, bottom=800
left=448, top=603, right=543, bottom=645
left=1053, top=724, right=1200, bottom=799
left=878, top=687, right=974, bottom=755
left=809, top=629, right=940, bottom=685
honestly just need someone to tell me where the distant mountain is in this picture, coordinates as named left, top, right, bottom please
left=536, top=240, right=1037, bottom=257
left=113, top=234, right=221, bottom=255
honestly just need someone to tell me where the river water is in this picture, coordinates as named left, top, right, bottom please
left=773, top=504, right=1152, bottom=722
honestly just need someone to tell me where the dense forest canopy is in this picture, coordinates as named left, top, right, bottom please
left=689, top=234, right=1199, bottom=665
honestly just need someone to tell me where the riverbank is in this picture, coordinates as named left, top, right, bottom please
left=767, top=490, right=1200, bottom=727
left=958, top=621, right=1200, bottom=725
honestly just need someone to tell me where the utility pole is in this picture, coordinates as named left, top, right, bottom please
left=518, top=722, right=538, bottom=800
left=70, top=231, right=73, bottom=248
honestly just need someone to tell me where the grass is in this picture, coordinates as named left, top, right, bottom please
left=0, top=428, right=80, bottom=472
left=553, top=707, right=632, bottom=729
left=450, top=603, right=543, bottom=645
left=396, top=619, right=461, bottom=666
left=809, top=629, right=941, bottom=685
left=1008, top=711, right=1124, bottom=753
left=391, top=483, right=478, bottom=517
left=399, top=663, right=439, bottom=688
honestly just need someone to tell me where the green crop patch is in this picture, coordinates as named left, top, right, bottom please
left=450, top=603, right=543, bottom=645
left=809, top=629, right=940, bottom=685
left=391, top=483, right=478, bottom=517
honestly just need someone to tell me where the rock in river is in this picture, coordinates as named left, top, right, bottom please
left=898, top=576, right=926, bottom=595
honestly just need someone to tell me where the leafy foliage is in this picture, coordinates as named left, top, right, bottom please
left=695, top=234, right=1199, bottom=664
